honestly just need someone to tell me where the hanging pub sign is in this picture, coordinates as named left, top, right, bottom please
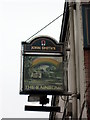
left=20, top=36, right=64, bottom=95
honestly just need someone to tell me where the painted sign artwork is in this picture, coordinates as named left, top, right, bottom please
left=20, top=36, right=64, bottom=95
left=23, top=56, right=64, bottom=92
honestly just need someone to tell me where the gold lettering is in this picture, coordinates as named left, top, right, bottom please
left=36, top=86, right=39, bottom=89
left=42, top=46, right=56, bottom=50
left=31, top=46, right=41, bottom=50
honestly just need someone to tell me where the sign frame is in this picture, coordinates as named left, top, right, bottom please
left=20, top=36, right=65, bottom=95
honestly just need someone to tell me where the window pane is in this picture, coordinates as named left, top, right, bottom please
left=82, top=5, right=90, bottom=48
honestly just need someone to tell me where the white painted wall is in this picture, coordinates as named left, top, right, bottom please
left=55, top=1, right=87, bottom=119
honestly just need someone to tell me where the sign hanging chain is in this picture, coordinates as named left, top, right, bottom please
left=25, top=13, right=63, bottom=43
left=25, top=4, right=73, bottom=43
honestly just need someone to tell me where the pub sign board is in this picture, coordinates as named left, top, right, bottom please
left=20, top=36, right=64, bottom=95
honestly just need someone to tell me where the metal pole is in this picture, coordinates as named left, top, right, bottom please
left=69, top=1, right=77, bottom=119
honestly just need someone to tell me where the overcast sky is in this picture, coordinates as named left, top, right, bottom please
left=0, top=0, right=64, bottom=118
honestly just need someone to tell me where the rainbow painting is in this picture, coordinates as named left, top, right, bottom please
left=32, top=58, right=60, bottom=67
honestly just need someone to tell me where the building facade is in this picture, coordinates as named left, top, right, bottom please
left=49, top=0, right=90, bottom=119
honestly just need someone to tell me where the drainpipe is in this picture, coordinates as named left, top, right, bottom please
left=69, top=1, right=77, bottom=118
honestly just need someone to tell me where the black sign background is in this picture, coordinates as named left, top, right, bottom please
left=22, top=36, right=63, bottom=53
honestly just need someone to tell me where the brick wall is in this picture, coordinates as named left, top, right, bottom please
left=84, top=49, right=90, bottom=119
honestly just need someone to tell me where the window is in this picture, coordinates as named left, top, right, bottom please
left=82, top=4, right=90, bottom=48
